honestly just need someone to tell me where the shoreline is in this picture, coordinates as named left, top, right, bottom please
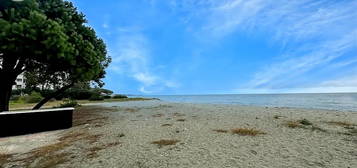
left=91, top=99, right=357, bottom=113
left=1, top=101, right=356, bottom=167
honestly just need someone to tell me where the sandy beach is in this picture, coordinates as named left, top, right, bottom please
left=1, top=100, right=357, bottom=168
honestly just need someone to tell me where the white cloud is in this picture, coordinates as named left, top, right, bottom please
left=197, top=0, right=357, bottom=92
left=320, top=75, right=357, bottom=88
left=109, top=33, right=180, bottom=93
left=109, top=34, right=157, bottom=88
left=139, top=86, right=152, bottom=94
left=166, top=0, right=357, bottom=93
left=102, top=23, right=109, bottom=29
left=201, top=0, right=357, bottom=41
left=247, top=31, right=357, bottom=88
left=133, top=73, right=157, bottom=86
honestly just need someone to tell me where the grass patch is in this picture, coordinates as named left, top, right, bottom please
left=9, top=106, right=114, bottom=167
left=0, top=153, right=13, bottom=167
left=161, top=124, right=173, bottom=127
left=2, top=106, right=117, bottom=167
left=15, top=132, right=106, bottom=166
left=285, top=121, right=302, bottom=128
left=86, top=134, right=104, bottom=144
left=176, top=119, right=186, bottom=122
left=33, top=153, right=69, bottom=168
left=72, top=106, right=117, bottom=127
left=213, top=129, right=229, bottom=133
left=299, top=119, right=313, bottom=125
left=231, top=128, right=266, bottom=136
left=151, top=139, right=180, bottom=147
left=284, top=120, right=327, bottom=133
left=284, top=119, right=313, bottom=128
left=9, top=97, right=154, bottom=110
left=13, top=137, right=75, bottom=167
left=86, top=142, right=121, bottom=159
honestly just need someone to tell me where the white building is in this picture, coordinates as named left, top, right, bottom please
left=12, top=73, right=26, bottom=90
left=12, top=73, right=58, bottom=90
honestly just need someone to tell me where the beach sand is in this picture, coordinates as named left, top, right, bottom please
left=1, top=100, right=356, bottom=168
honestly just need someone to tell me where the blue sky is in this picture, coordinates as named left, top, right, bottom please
left=70, top=0, right=357, bottom=95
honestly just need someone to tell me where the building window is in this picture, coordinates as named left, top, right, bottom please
left=16, top=79, right=22, bottom=82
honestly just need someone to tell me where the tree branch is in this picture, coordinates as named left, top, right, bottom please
left=32, top=82, right=75, bottom=110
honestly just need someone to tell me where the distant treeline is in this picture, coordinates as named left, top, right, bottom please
left=11, top=87, right=127, bottom=103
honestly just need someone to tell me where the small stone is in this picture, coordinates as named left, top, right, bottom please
left=250, top=150, right=258, bottom=155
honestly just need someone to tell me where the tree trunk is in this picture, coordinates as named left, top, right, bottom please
left=0, top=79, right=15, bottom=112
left=32, top=83, right=74, bottom=110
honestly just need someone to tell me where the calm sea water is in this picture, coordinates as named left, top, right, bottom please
left=142, top=93, right=357, bottom=112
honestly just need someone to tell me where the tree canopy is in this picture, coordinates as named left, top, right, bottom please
left=0, top=0, right=111, bottom=111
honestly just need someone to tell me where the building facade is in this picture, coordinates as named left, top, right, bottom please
left=12, top=73, right=26, bottom=90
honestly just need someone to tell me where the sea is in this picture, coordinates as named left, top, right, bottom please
left=141, top=93, right=357, bottom=112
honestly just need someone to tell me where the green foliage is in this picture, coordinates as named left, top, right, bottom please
left=11, top=89, right=25, bottom=96
left=22, top=92, right=43, bottom=103
left=66, top=88, right=94, bottom=100
left=57, top=87, right=114, bottom=100
left=10, top=95, right=21, bottom=101
left=113, top=94, right=128, bottom=99
left=0, top=0, right=111, bottom=111
left=58, top=99, right=79, bottom=108
left=88, top=92, right=104, bottom=101
left=92, top=88, right=113, bottom=95
left=103, top=95, right=111, bottom=99
left=0, top=1, right=73, bottom=71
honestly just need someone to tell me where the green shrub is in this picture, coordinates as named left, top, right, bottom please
left=113, top=94, right=128, bottom=99
left=89, top=93, right=104, bottom=101
left=67, top=89, right=94, bottom=100
left=10, top=95, right=21, bottom=101
left=58, top=99, right=79, bottom=108
left=39, top=89, right=55, bottom=98
left=23, top=92, right=43, bottom=103
left=11, top=89, right=23, bottom=96
left=92, top=88, right=113, bottom=95
left=103, top=95, right=112, bottom=99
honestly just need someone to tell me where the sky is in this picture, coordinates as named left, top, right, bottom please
left=70, top=0, right=357, bottom=95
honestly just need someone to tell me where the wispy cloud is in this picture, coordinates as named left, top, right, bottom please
left=102, top=23, right=109, bottom=29
left=168, top=0, right=357, bottom=92
left=247, top=31, right=357, bottom=89
left=320, top=73, right=357, bottom=88
left=109, top=33, right=179, bottom=93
